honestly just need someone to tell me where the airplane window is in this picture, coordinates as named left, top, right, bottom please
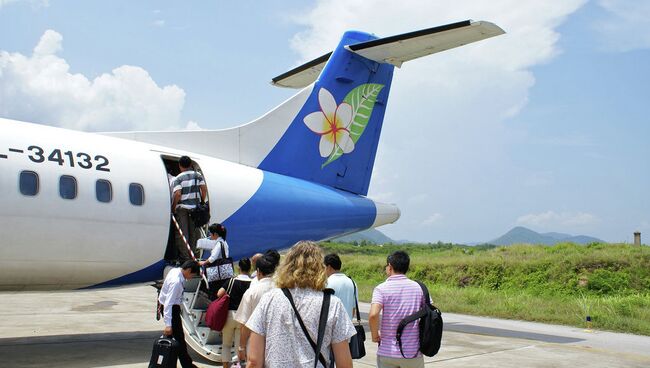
left=96, top=179, right=112, bottom=203
left=19, top=171, right=39, bottom=196
left=59, top=175, right=77, bottom=200
left=129, top=183, right=144, bottom=206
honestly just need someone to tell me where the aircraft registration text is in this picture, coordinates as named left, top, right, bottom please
left=13, top=145, right=112, bottom=172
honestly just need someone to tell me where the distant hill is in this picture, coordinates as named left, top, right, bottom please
left=488, top=226, right=604, bottom=246
left=333, top=228, right=395, bottom=244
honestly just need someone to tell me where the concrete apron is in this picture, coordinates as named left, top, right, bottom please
left=0, top=285, right=649, bottom=367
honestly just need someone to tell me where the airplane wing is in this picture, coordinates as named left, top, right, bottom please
left=272, top=20, right=505, bottom=88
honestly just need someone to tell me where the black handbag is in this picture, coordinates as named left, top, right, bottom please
left=189, top=175, right=210, bottom=228
left=148, top=335, right=179, bottom=368
left=348, top=277, right=366, bottom=359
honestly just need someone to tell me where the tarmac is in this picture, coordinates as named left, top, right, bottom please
left=1, top=284, right=649, bottom=367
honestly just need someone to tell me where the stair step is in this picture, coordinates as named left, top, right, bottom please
left=196, top=326, right=222, bottom=345
left=183, top=277, right=202, bottom=292
left=183, top=291, right=211, bottom=310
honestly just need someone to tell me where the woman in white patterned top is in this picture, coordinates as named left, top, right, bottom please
left=246, top=241, right=355, bottom=368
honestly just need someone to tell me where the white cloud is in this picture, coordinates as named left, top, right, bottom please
left=0, top=30, right=187, bottom=131
left=0, top=0, right=48, bottom=10
left=422, top=213, right=443, bottom=226
left=184, top=121, right=203, bottom=130
left=33, top=29, right=62, bottom=55
left=596, top=0, right=650, bottom=52
left=290, top=0, right=587, bottom=242
left=517, top=210, right=600, bottom=228
left=152, top=19, right=165, bottom=27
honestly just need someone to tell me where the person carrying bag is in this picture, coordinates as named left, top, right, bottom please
left=243, top=241, right=356, bottom=368
left=197, top=224, right=234, bottom=294
left=206, top=278, right=235, bottom=331
left=205, top=240, right=234, bottom=282
left=348, top=277, right=366, bottom=359
left=189, top=176, right=210, bottom=228
left=282, top=288, right=332, bottom=368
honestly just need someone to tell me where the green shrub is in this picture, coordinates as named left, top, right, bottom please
left=320, top=241, right=650, bottom=335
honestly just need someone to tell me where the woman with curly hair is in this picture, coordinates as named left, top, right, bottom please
left=245, top=241, right=355, bottom=368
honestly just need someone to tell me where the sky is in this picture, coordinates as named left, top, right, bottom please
left=1, top=0, right=648, bottom=243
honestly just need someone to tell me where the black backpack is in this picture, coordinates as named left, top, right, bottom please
left=396, top=281, right=443, bottom=358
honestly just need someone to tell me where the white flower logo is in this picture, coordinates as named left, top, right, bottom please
left=303, top=88, right=355, bottom=158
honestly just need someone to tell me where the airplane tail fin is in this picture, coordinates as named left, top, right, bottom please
left=258, top=20, right=503, bottom=195
left=258, top=30, right=394, bottom=195
left=106, top=21, right=503, bottom=196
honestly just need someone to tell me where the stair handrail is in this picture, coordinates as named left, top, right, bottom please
left=171, top=214, right=209, bottom=312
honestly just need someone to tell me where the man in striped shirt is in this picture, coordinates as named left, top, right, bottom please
left=369, top=251, right=425, bottom=368
left=171, top=156, right=207, bottom=261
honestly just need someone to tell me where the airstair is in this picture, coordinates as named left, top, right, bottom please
left=178, top=274, right=230, bottom=363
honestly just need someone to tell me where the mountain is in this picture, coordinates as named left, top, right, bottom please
left=333, top=228, right=395, bottom=244
left=542, top=232, right=573, bottom=240
left=488, top=226, right=604, bottom=246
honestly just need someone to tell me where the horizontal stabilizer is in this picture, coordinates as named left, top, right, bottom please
left=271, top=20, right=504, bottom=88
left=271, top=52, right=331, bottom=88
left=347, top=20, right=504, bottom=67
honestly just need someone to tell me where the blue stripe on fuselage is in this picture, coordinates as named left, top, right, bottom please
left=84, top=170, right=376, bottom=287
left=223, top=170, right=376, bottom=259
left=82, top=260, right=166, bottom=289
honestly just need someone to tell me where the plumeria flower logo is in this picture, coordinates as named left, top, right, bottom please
left=303, top=88, right=355, bottom=159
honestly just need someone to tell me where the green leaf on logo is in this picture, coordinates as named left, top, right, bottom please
left=321, top=83, right=384, bottom=168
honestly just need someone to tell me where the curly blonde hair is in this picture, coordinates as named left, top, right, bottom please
left=275, top=241, right=327, bottom=290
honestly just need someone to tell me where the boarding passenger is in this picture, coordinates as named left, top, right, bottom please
left=245, top=241, right=355, bottom=368
left=262, top=249, right=281, bottom=273
left=249, top=253, right=263, bottom=285
left=234, top=251, right=280, bottom=362
left=324, top=253, right=357, bottom=318
left=216, top=258, right=253, bottom=368
left=197, top=223, right=231, bottom=295
left=158, top=260, right=201, bottom=368
left=171, top=155, right=207, bottom=262
left=369, top=251, right=425, bottom=368
left=325, top=253, right=358, bottom=367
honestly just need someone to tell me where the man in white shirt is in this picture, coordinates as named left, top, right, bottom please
left=324, top=253, right=358, bottom=367
left=325, top=253, right=357, bottom=319
left=158, top=260, right=200, bottom=368
left=234, top=253, right=279, bottom=361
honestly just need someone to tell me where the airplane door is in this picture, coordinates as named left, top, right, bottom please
left=161, top=155, right=209, bottom=262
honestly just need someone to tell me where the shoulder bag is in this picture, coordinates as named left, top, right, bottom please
left=205, top=240, right=234, bottom=282
left=347, top=277, right=366, bottom=359
left=206, top=278, right=235, bottom=331
left=282, top=288, right=332, bottom=368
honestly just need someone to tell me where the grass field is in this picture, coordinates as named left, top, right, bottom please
left=320, top=241, right=650, bottom=335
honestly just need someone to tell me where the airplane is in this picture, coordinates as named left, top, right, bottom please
left=0, top=19, right=504, bottom=361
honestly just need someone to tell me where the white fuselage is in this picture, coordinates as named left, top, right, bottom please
left=0, top=119, right=260, bottom=290
left=0, top=118, right=398, bottom=290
